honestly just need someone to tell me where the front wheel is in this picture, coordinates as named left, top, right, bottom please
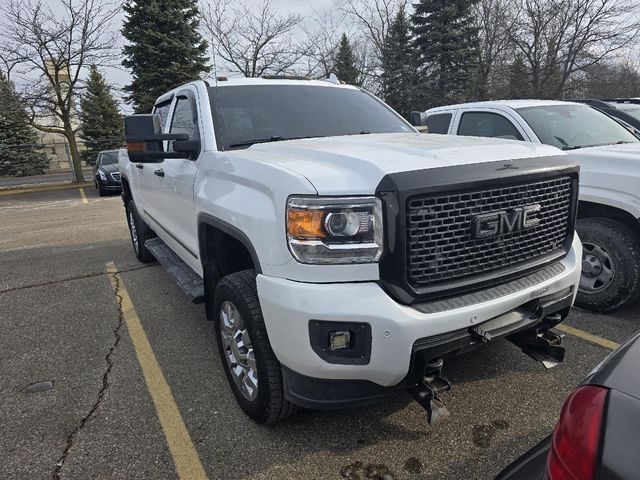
left=576, top=217, right=640, bottom=312
left=213, top=270, right=297, bottom=424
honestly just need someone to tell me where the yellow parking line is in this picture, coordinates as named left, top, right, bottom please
left=79, top=188, right=89, bottom=204
left=556, top=324, right=620, bottom=350
left=0, top=182, right=93, bottom=196
left=106, top=262, right=208, bottom=480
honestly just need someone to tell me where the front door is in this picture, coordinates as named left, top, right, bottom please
left=151, top=89, right=202, bottom=272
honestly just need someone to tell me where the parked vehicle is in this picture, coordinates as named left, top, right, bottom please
left=497, top=330, right=640, bottom=480
left=425, top=100, right=640, bottom=312
left=93, top=149, right=123, bottom=196
left=119, top=78, right=581, bottom=424
left=575, top=99, right=640, bottom=132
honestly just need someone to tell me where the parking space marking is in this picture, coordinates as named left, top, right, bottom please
left=79, top=188, right=89, bottom=205
left=556, top=324, right=620, bottom=350
left=106, top=261, right=208, bottom=480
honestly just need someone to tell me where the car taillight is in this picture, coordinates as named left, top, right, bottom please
left=547, top=385, right=608, bottom=480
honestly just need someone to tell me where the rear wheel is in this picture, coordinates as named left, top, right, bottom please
left=213, top=270, right=297, bottom=424
left=576, top=217, right=640, bottom=312
left=126, top=200, right=155, bottom=263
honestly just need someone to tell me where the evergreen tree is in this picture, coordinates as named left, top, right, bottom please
left=333, top=34, right=361, bottom=85
left=80, top=66, right=124, bottom=165
left=122, top=0, right=210, bottom=113
left=0, top=73, right=49, bottom=177
left=507, top=54, right=531, bottom=99
left=411, top=0, right=479, bottom=108
left=380, top=6, right=417, bottom=119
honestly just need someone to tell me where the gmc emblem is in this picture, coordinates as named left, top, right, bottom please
left=472, top=204, right=541, bottom=239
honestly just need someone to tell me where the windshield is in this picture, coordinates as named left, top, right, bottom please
left=100, top=152, right=119, bottom=165
left=517, top=104, right=638, bottom=150
left=209, top=85, right=414, bottom=149
left=612, top=104, right=640, bottom=121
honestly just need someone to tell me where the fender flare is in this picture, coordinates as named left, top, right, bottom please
left=197, top=212, right=262, bottom=274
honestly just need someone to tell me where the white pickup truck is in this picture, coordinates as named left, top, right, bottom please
left=120, top=78, right=581, bottom=424
left=425, top=100, right=640, bottom=312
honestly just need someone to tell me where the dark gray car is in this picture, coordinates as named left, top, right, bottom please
left=93, top=150, right=122, bottom=196
left=497, top=331, right=640, bottom=480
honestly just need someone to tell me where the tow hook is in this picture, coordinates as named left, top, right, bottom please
left=507, top=314, right=565, bottom=369
left=408, top=359, right=451, bottom=425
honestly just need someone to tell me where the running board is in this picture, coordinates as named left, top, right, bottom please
left=145, top=237, right=204, bottom=304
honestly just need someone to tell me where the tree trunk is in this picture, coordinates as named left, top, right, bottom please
left=64, top=123, right=84, bottom=183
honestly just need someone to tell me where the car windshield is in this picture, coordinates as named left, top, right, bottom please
left=100, top=152, right=119, bottom=165
left=517, top=104, right=638, bottom=150
left=209, top=84, right=414, bottom=149
left=612, top=104, right=640, bottom=121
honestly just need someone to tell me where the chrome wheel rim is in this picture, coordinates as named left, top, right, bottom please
left=219, top=301, right=258, bottom=401
left=128, top=210, right=139, bottom=253
left=580, top=241, right=615, bottom=294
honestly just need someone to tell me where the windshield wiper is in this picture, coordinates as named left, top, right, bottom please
left=229, top=136, right=285, bottom=148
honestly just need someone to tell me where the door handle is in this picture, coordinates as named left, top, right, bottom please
left=135, top=164, right=143, bottom=169
left=154, top=169, right=165, bottom=177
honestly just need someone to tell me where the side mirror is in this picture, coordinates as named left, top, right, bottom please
left=409, top=111, right=424, bottom=127
left=125, top=114, right=189, bottom=162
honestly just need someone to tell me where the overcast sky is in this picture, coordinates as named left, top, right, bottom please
left=95, top=0, right=341, bottom=105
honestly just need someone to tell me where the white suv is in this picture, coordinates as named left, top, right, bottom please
left=119, top=80, right=581, bottom=424
left=426, top=100, right=640, bottom=312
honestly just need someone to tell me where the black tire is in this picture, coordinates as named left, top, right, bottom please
left=213, top=270, right=297, bottom=424
left=576, top=217, right=640, bottom=312
left=126, top=200, right=155, bottom=263
left=97, top=180, right=106, bottom=197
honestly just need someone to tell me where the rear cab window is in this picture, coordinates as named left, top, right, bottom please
left=427, top=113, right=453, bottom=134
left=458, top=111, right=524, bottom=140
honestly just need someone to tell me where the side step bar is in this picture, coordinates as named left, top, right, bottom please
left=145, top=237, right=205, bottom=304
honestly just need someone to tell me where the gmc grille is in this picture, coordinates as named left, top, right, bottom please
left=405, top=176, right=573, bottom=288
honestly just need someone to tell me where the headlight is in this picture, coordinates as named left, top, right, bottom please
left=286, top=196, right=383, bottom=264
left=98, top=170, right=107, bottom=181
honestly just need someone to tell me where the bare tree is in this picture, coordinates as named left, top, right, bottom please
left=300, top=9, right=346, bottom=78
left=511, top=0, right=640, bottom=98
left=201, top=0, right=307, bottom=78
left=0, top=0, right=119, bottom=182
left=473, top=0, right=519, bottom=99
left=342, top=0, right=406, bottom=57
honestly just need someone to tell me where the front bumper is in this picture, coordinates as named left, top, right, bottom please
left=257, top=235, right=582, bottom=389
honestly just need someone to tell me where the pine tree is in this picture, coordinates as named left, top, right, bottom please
left=411, top=0, right=479, bottom=108
left=122, top=0, right=210, bottom=113
left=507, top=54, right=531, bottom=99
left=80, top=66, right=124, bottom=165
left=0, top=73, right=49, bottom=177
left=380, top=6, right=417, bottom=119
left=333, top=34, right=361, bottom=86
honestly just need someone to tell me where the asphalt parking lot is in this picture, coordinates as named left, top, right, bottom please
left=1, top=186, right=638, bottom=480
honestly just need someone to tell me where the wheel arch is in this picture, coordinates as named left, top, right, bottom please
left=578, top=201, right=640, bottom=235
left=197, top=213, right=262, bottom=277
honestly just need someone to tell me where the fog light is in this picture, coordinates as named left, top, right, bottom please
left=329, top=331, right=351, bottom=351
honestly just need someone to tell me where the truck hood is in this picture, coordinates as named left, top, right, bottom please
left=245, top=133, right=564, bottom=194
left=565, top=142, right=640, bottom=165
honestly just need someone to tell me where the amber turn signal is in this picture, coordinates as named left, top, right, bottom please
left=287, top=210, right=326, bottom=238
left=127, top=141, right=146, bottom=152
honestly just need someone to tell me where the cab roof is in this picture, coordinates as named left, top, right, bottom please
left=428, top=99, right=583, bottom=113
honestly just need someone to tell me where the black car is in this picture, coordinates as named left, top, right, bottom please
left=497, top=331, right=640, bottom=480
left=93, top=149, right=123, bottom=196
left=576, top=99, right=640, bottom=132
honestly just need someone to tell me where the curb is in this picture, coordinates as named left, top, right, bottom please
left=0, top=182, right=94, bottom=197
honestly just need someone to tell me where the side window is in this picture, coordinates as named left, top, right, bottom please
left=169, top=96, right=198, bottom=139
left=153, top=100, right=172, bottom=131
left=458, top=112, right=524, bottom=140
left=427, top=113, right=452, bottom=134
